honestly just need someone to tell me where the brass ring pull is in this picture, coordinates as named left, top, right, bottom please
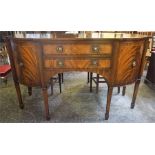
left=57, top=60, right=64, bottom=67
left=92, top=60, right=98, bottom=66
left=132, top=60, right=136, bottom=67
left=92, top=46, right=99, bottom=53
left=56, top=46, right=63, bottom=53
left=19, top=62, right=24, bottom=67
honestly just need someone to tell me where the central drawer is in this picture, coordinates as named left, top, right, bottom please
left=43, top=43, right=112, bottom=55
left=44, top=59, right=111, bottom=69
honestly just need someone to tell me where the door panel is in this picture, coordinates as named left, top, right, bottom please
left=14, top=41, right=40, bottom=86
left=115, top=41, right=144, bottom=85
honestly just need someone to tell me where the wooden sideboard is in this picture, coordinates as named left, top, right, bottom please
left=6, top=35, right=149, bottom=120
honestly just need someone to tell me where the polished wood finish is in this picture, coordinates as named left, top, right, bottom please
left=42, top=87, right=50, bottom=120
left=131, top=80, right=141, bottom=109
left=6, top=36, right=149, bottom=120
left=105, top=86, right=113, bottom=120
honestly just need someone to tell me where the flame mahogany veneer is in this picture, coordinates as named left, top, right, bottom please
left=6, top=37, right=149, bottom=120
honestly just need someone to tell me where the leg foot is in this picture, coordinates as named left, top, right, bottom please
left=19, top=103, right=24, bottom=109
left=122, top=86, right=126, bottom=96
left=105, top=113, right=109, bottom=120
left=14, top=82, right=24, bottom=109
left=28, top=87, right=32, bottom=96
left=130, top=102, right=135, bottom=109
left=130, top=80, right=140, bottom=109
left=105, top=86, right=113, bottom=120
left=46, top=115, right=51, bottom=120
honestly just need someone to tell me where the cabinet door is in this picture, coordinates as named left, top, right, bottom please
left=115, top=41, right=144, bottom=85
left=14, top=41, right=40, bottom=86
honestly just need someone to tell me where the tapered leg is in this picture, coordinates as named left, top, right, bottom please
left=61, top=73, right=63, bottom=83
left=42, top=87, right=50, bottom=120
left=58, top=73, right=62, bottom=93
left=14, top=82, right=24, bottom=109
left=131, top=80, right=140, bottom=109
left=50, top=78, right=53, bottom=95
left=117, top=87, right=120, bottom=94
left=105, top=86, right=113, bottom=120
left=90, top=72, right=93, bottom=92
left=96, top=74, right=99, bottom=93
left=28, top=87, right=32, bottom=96
left=122, top=86, right=126, bottom=96
left=87, top=72, right=90, bottom=83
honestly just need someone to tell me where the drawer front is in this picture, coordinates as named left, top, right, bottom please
left=43, top=43, right=112, bottom=55
left=44, top=59, right=111, bottom=69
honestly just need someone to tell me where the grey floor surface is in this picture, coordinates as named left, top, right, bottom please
left=0, top=72, right=155, bottom=123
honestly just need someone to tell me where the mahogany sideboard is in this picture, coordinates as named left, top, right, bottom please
left=6, top=36, right=149, bottom=120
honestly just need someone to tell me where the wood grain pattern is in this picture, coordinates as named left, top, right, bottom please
left=43, top=43, right=112, bottom=55
left=6, top=36, right=149, bottom=120
left=44, top=59, right=111, bottom=69
left=15, top=43, right=40, bottom=86
left=115, top=41, right=144, bottom=85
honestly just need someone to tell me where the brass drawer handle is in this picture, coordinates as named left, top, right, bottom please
left=91, top=60, right=98, bottom=66
left=57, top=60, right=64, bottom=67
left=132, top=60, right=137, bottom=67
left=56, top=46, right=63, bottom=53
left=19, top=62, right=24, bottom=67
left=92, top=46, right=99, bottom=53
